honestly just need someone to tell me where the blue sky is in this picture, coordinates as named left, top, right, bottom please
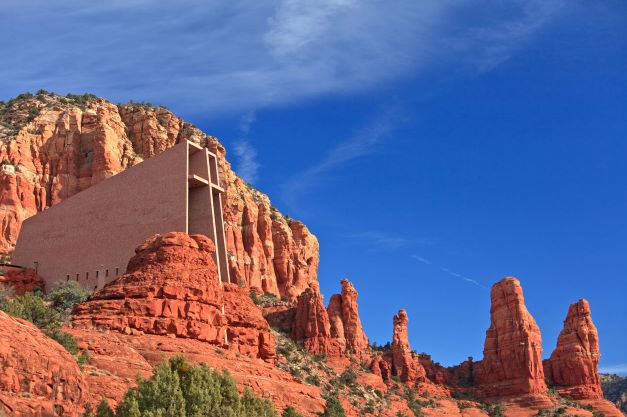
left=1, top=1, right=626, bottom=373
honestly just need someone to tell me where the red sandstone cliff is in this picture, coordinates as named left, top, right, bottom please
left=0, top=93, right=318, bottom=299
left=543, top=299, right=603, bottom=400
left=473, top=277, right=547, bottom=398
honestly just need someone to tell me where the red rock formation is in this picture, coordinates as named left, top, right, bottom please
left=222, top=283, right=276, bottom=362
left=0, top=267, right=43, bottom=295
left=391, top=309, right=426, bottom=383
left=327, top=294, right=347, bottom=353
left=371, top=355, right=393, bottom=381
left=72, top=232, right=275, bottom=362
left=338, top=279, right=369, bottom=353
left=263, top=303, right=296, bottom=333
left=0, top=93, right=319, bottom=300
left=291, top=279, right=369, bottom=357
left=0, top=310, right=88, bottom=416
left=543, top=299, right=603, bottom=399
left=291, top=288, right=343, bottom=356
left=473, top=277, right=547, bottom=398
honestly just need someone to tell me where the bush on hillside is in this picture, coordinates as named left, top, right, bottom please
left=47, top=281, right=90, bottom=312
left=282, top=406, right=304, bottom=417
left=0, top=292, right=79, bottom=354
left=318, top=396, right=345, bottom=417
left=88, top=356, right=278, bottom=417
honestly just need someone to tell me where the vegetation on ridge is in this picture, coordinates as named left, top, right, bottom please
left=0, top=281, right=89, bottom=360
left=84, top=356, right=278, bottom=417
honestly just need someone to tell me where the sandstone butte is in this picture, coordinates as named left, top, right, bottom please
left=0, top=93, right=318, bottom=300
left=0, top=94, right=623, bottom=417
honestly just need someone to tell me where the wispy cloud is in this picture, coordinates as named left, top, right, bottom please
left=280, top=106, right=403, bottom=209
left=0, top=0, right=566, bottom=115
left=412, top=256, right=432, bottom=265
left=346, top=232, right=408, bottom=249
left=414, top=255, right=486, bottom=289
left=599, top=363, right=627, bottom=375
left=233, top=111, right=260, bottom=184
left=233, top=140, right=260, bottom=184
left=346, top=232, right=438, bottom=250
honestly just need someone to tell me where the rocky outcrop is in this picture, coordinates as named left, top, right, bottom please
left=72, top=232, right=275, bottom=362
left=543, top=299, right=603, bottom=399
left=326, top=279, right=369, bottom=355
left=291, top=279, right=369, bottom=357
left=0, top=310, right=88, bottom=416
left=473, top=277, right=547, bottom=397
left=327, top=294, right=347, bottom=353
left=291, top=288, right=344, bottom=356
left=0, top=267, right=43, bottom=295
left=391, top=310, right=426, bottom=383
left=0, top=93, right=319, bottom=299
left=337, top=279, right=369, bottom=353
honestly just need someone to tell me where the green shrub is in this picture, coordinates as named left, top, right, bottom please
left=0, top=292, right=81, bottom=356
left=95, top=397, right=114, bottom=417
left=481, top=403, right=505, bottom=417
left=312, top=354, right=326, bottom=363
left=319, top=395, right=345, bottom=417
left=339, top=369, right=357, bottom=387
left=249, top=291, right=261, bottom=305
left=282, top=406, right=304, bottom=417
left=47, top=281, right=90, bottom=311
left=2, top=293, right=63, bottom=329
left=305, top=374, right=321, bottom=386
left=93, top=356, right=278, bottom=417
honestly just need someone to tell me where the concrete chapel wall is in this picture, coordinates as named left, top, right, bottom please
left=13, top=142, right=189, bottom=290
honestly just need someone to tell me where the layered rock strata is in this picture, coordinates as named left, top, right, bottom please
left=543, top=299, right=603, bottom=399
left=473, top=277, right=547, bottom=397
left=291, top=288, right=344, bottom=356
left=291, top=279, right=369, bottom=357
left=72, top=232, right=275, bottom=362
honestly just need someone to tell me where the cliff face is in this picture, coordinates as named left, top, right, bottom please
left=0, top=93, right=318, bottom=299
left=473, top=277, right=547, bottom=397
left=544, top=299, right=603, bottom=399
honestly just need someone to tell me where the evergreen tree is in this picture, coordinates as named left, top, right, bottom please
left=115, top=390, right=140, bottom=417
left=95, top=397, right=114, bottom=417
left=112, top=356, right=278, bottom=417
left=135, top=360, right=185, bottom=417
